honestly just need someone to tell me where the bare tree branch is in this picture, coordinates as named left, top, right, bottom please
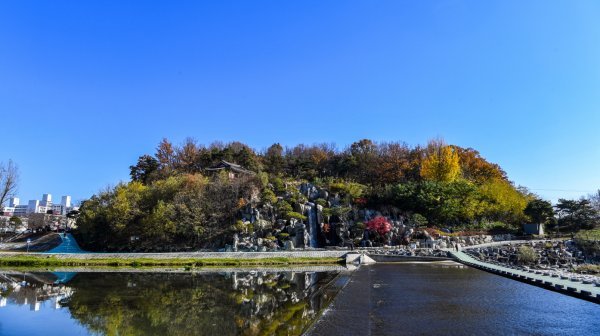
left=0, top=160, right=19, bottom=206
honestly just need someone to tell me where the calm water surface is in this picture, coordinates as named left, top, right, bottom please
left=310, top=263, right=600, bottom=335
left=0, top=269, right=342, bottom=336
left=2, top=264, right=599, bottom=336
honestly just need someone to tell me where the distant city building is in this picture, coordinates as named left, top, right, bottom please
left=61, top=195, right=71, bottom=207
left=8, top=197, right=19, bottom=207
left=14, top=205, right=28, bottom=216
left=41, top=194, right=52, bottom=206
left=27, top=200, right=40, bottom=214
left=1, top=197, right=23, bottom=216
left=1, top=193, right=76, bottom=217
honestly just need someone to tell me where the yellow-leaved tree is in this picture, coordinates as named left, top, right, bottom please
left=420, top=139, right=461, bottom=182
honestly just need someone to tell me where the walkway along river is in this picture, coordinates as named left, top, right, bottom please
left=449, top=250, right=600, bottom=304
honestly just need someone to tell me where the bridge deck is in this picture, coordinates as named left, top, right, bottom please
left=451, top=250, right=600, bottom=304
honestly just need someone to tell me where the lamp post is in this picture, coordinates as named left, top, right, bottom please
left=26, top=238, right=31, bottom=253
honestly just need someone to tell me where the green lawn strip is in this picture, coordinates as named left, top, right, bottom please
left=575, top=228, right=600, bottom=241
left=0, top=255, right=342, bottom=267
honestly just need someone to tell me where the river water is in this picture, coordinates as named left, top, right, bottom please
left=0, top=264, right=598, bottom=335
left=309, top=262, right=600, bottom=335
left=0, top=269, right=344, bottom=336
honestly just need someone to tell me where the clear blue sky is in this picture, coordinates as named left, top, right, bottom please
left=1, top=1, right=599, bottom=204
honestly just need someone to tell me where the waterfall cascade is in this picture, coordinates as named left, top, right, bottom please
left=305, top=203, right=319, bottom=248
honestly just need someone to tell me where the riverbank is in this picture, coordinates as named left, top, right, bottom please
left=0, top=253, right=345, bottom=267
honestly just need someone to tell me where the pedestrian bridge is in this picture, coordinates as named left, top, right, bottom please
left=450, top=250, right=600, bottom=304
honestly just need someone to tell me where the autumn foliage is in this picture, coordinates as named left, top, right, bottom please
left=76, top=136, right=535, bottom=252
left=420, top=140, right=461, bottom=182
left=366, top=216, right=392, bottom=236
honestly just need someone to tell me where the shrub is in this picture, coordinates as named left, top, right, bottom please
left=271, top=177, right=286, bottom=193
left=234, top=220, right=246, bottom=232
left=286, top=211, right=307, bottom=221
left=354, top=221, right=365, bottom=230
left=517, top=245, right=537, bottom=265
left=329, top=181, right=365, bottom=199
left=411, top=213, right=428, bottom=227
left=275, top=200, right=293, bottom=217
left=366, top=216, right=392, bottom=236
left=261, top=188, right=277, bottom=204
left=315, top=198, right=328, bottom=207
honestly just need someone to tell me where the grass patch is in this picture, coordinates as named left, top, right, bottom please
left=0, top=255, right=342, bottom=268
left=575, top=229, right=600, bottom=241
left=575, top=264, right=600, bottom=274
left=574, top=229, right=600, bottom=259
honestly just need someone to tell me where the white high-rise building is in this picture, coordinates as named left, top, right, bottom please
left=2, top=193, right=75, bottom=216
left=41, top=194, right=52, bottom=206
left=28, top=200, right=40, bottom=213
left=61, top=196, right=71, bottom=207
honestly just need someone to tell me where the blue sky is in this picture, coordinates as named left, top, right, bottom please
left=1, top=0, right=599, bottom=204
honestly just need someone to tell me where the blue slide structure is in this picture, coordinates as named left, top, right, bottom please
left=46, top=233, right=85, bottom=254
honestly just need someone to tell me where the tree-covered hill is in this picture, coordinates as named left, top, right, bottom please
left=75, top=138, right=534, bottom=252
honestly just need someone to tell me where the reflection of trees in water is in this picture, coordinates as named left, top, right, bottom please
left=230, top=271, right=331, bottom=335
left=0, top=272, right=73, bottom=311
left=58, top=271, right=336, bottom=336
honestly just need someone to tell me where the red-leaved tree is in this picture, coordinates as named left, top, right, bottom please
left=366, top=216, right=392, bottom=236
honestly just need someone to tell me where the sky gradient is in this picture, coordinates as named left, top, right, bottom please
left=1, top=0, right=599, bottom=204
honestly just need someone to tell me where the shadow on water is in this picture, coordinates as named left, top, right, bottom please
left=0, top=268, right=345, bottom=336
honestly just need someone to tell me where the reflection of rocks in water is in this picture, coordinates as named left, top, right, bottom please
left=0, top=272, right=74, bottom=311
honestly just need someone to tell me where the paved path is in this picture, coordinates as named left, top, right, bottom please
left=450, top=250, right=600, bottom=303
left=460, top=238, right=567, bottom=250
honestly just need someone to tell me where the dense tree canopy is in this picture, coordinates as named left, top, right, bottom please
left=77, top=137, right=540, bottom=251
left=524, top=198, right=555, bottom=225
left=555, top=198, right=599, bottom=231
left=76, top=173, right=261, bottom=251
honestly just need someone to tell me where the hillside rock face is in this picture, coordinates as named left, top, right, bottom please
left=230, top=182, right=422, bottom=251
